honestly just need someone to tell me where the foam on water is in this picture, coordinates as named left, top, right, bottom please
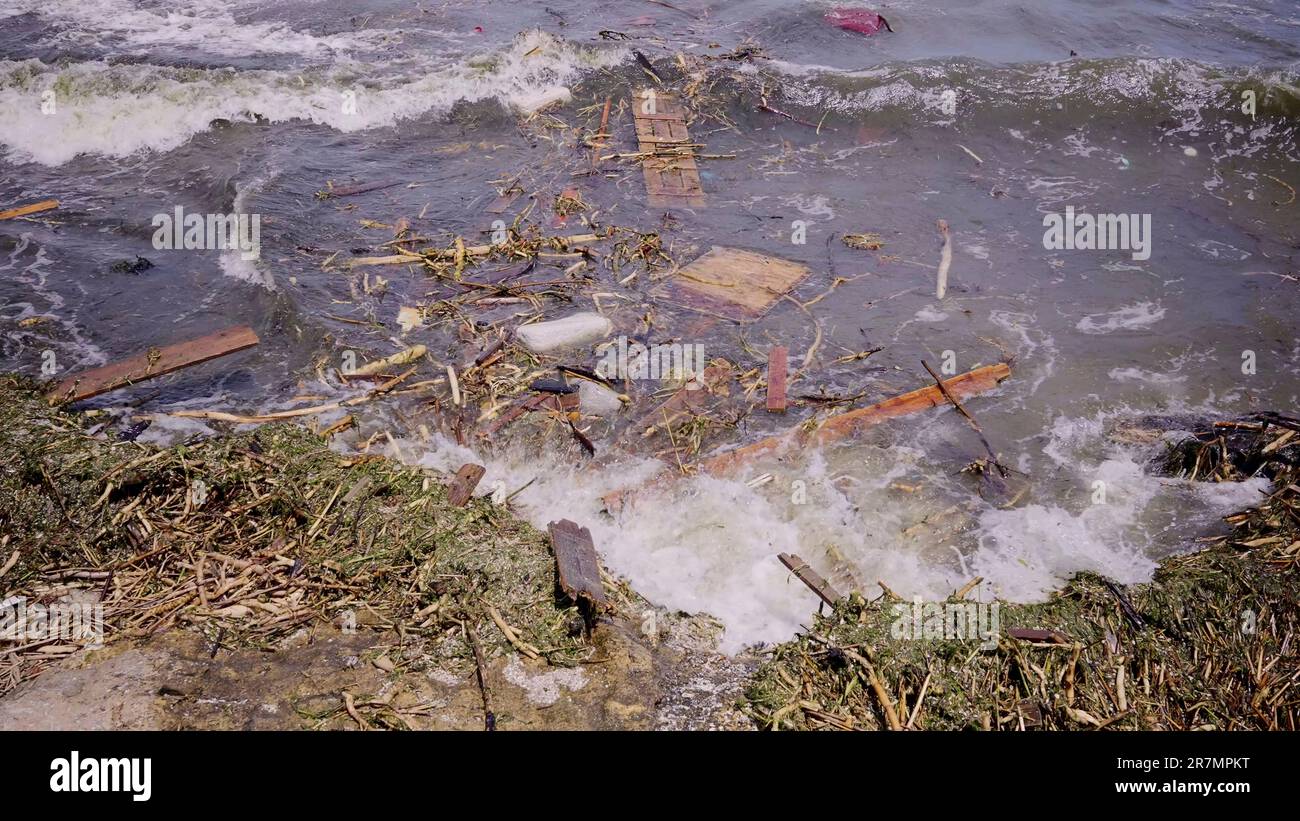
left=0, top=31, right=624, bottom=165
left=0, top=234, right=109, bottom=371
left=358, top=398, right=1270, bottom=652
left=1076, top=301, right=1166, bottom=334
left=3, top=0, right=411, bottom=59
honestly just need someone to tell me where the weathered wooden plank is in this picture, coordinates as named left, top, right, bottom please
left=655, top=246, right=811, bottom=322
left=778, top=553, right=843, bottom=606
left=634, top=359, right=733, bottom=435
left=548, top=519, right=607, bottom=608
left=447, top=463, right=486, bottom=507
left=47, top=325, right=260, bottom=404
left=633, top=89, right=704, bottom=208
left=0, top=199, right=59, bottom=221
left=698, top=363, right=1012, bottom=477
left=766, top=346, right=788, bottom=413
left=602, top=364, right=1013, bottom=512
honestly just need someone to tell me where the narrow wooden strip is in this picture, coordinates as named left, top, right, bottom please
left=766, top=346, right=788, bottom=413
left=47, top=325, right=260, bottom=404
left=699, top=363, right=1011, bottom=477
left=347, top=254, right=423, bottom=268
left=0, top=199, right=59, bottom=221
left=778, top=553, right=842, bottom=606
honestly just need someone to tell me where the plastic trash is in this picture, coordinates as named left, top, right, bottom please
left=511, top=86, right=572, bottom=114
left=578, top=381, right=623, bottom=417
left=515, top=312, right=613, bottom=353
left=825, top=8, right=894, bottom=36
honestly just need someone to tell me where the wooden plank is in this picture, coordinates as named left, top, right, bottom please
left=632, top=89, right=705, bottom=207
left=778, top=553, right=843, bottom=606
left=0, top=199, right=58, bottom=221
left=654, top=246, right=811, bottom=322
left=47, top=325, right=260, bottom=405
left=766, top=346, right=788, bottom=413
left=602, top=363, right=1012, bottom=512
left=447, top=463, right=486, bottom=507
left=485, top=189, right=521, bottom=214
left=321, top=180, right=401, bottom=199
left=548, top=519, right=608, bottom=608
left=698, top=363, right=1012, bottom=477
left=634, top=358, right=733, bottom=435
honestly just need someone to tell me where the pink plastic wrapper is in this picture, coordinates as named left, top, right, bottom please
left=824, top=8, right=894, bottom=36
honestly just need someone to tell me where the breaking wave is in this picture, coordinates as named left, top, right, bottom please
left=0, top=31, right=624, bottom=165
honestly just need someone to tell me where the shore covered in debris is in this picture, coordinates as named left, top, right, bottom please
left=745, top=419, right=1300, bottom=730
left=2, top=374, right=1296, bottom=730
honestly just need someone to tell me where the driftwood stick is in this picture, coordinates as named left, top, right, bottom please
left=921, top=359, right=1008, bottom=477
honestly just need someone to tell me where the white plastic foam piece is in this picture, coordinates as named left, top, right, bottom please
left=511, top=85, right=571, bottom=114
left=578, top=381, right=622, bottom=417
left=515, top=312, right=612, bottom=353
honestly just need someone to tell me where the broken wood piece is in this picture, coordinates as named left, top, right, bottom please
left=480, top=394, right=549, bottom=438
left=349, top=345, right=426, bottom=377
left=602, top=363, right=1011, bottom=511
left=632, top=89, right=705, bottom=207
left=700, top=363, right=1012, bottom=477
left=0, top=199, right=59, bottom=221
left=47, top=325, right=259, bottom=404
left=653, top=246, right=811, bottom=322
left=164, top=365, right=419, bottom=424
left=635, top=358, right=732, bottom=436
left=448, top=463, right=486, bottom=507
left=590, top=96, right=612, bottom=171
left=347, top=253, right=423, bottom=268
left=548, top=519, right=608, bottom=609
left=921, top=359, right=1007, bottom=478
left=766, top=346, right=788, bottom=413
left=320, top=180, right=402, bottom=199
left=778, top=553, right=843, bottom=606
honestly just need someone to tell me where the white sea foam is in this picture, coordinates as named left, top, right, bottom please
left=3, top=0, right=410, bottom=59
left=350, top=391, right=1266, bottom=653
left=1076, top=301, right=1165, bottom=334
left=0, top=32, right=624, bottom=165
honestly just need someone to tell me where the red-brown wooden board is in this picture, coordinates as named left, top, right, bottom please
left=47, top=325, right=260, bottom=404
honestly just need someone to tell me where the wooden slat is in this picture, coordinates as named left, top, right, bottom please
left=632, top=89, right=705, bottom=207
left=602, top=363, right=1013, bottom=512
left=766, top=346, right=788, bottom=413
left=698, top=363, right=1012, bottom=477
left=447, top=463, right=486, bottom=507
left=0, top=199, right=59, bottom=221
left=548, top=519, right=607, bottom=608
left=655, top=246, right=811, bottom=322
left=778, top=553, right=843, bottom=606
left=47, top=325, right=260, bottom=404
